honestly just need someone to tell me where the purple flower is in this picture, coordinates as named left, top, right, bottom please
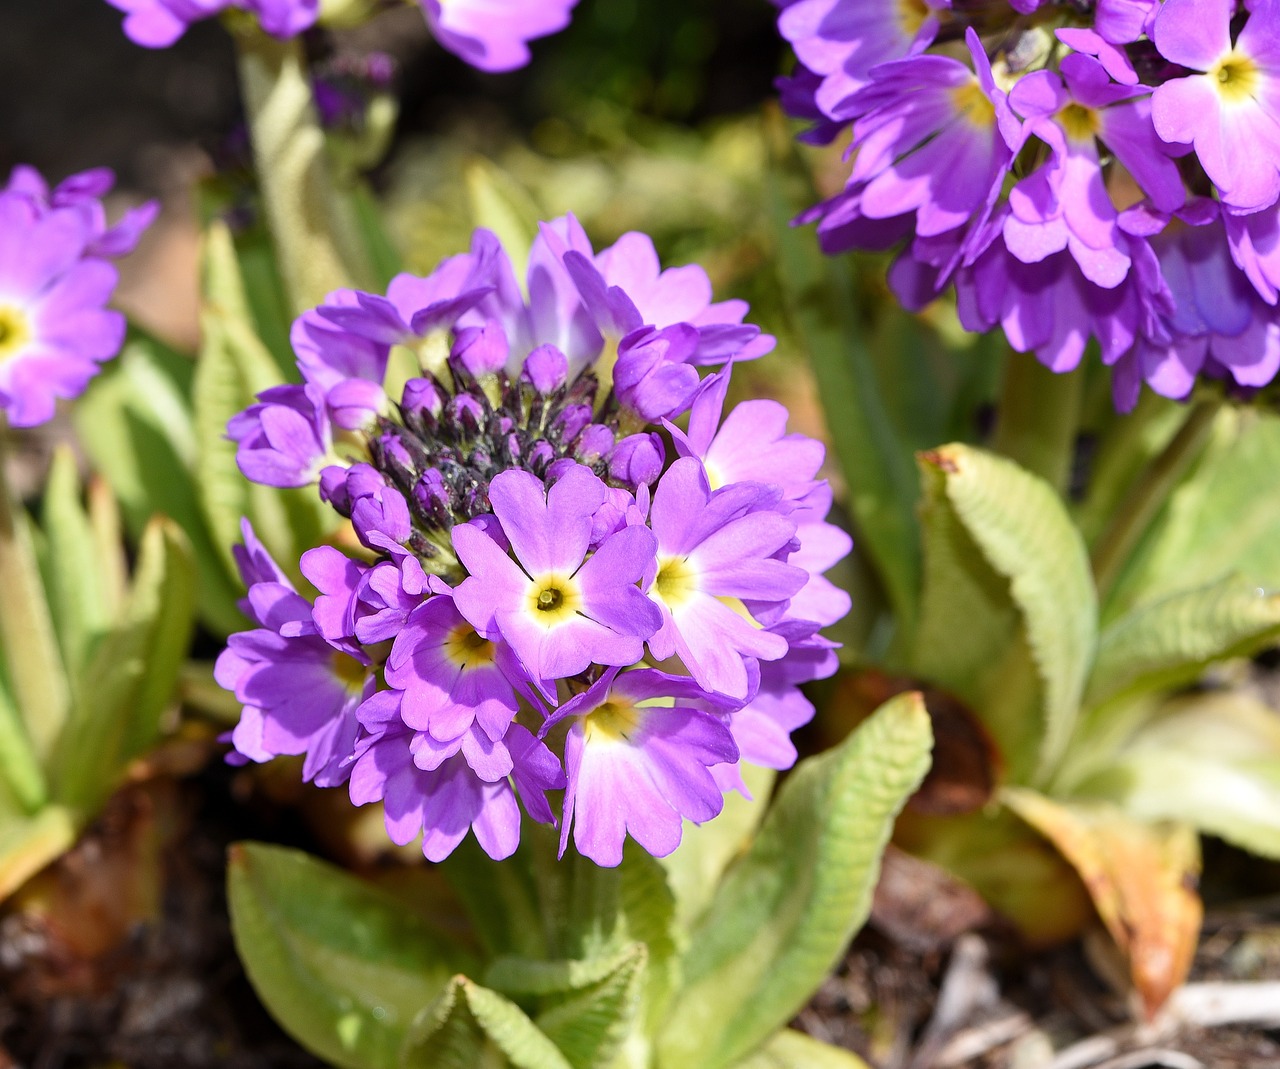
left=645, top=458, right=806, bottom=701
left=0, top=188, right=127, bottom=428
left=777, top=0, right=942, bottom=123
left=228, top=383, right=335, bottom=488
left=105, top=0, right=318, bottom=47
left=217, top=525, right=373, bottom=787
left=776, top=0, right=1280, bottom=402
left=352, top=692, right=564, bottom=862
left=1121, top=206, right=1280, bottom=407
left=6, top=165, right=158, bottom=260
left=222, top=221, right=848, bottom=863
left=548, top=667, right=739, bottom=867
left=452, top=466, right=662, bottom=682
left=418, top=0, right=579, bottom=73
left=1151, top=0, right=1280, bottom=212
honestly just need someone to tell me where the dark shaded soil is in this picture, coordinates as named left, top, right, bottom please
left=0, top=755, right=328, bottom=1069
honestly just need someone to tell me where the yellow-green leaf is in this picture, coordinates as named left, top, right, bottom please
left=1003, top=788, right=1200, bottom=1017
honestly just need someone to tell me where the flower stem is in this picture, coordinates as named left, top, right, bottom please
left=1090, top=398, right=1220, bottom=601
left=233, top=29, right=373, bottom=315
left=990, top=351, right=1084, bottom=495
left=0, top=427, right=69, bottom=767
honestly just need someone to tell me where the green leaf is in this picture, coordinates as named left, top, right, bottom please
left=658, top=692, right=933, bottom=1069
left=442, top=836, right=548, bottom=959
left=1086, top=576, right=1280, bottom=708
left=532, top=944, right=646, bottom=1069
left=659, top=762, right=775, bottom=932
left=466, top=158, right=541, bottom=287
left=229, top=843, right=473, bottom=1069
left=353, top=181, right=405, bottom=290
left=914, top=445, right=1097, bottom=781
left=765, top=130, right=920, bottom=636
left=75, top=335, right=247, bottom=636
left=39, top=448, right=113, bottom=678
left=0, top=805, right=77, bottom=903
left=0, top=684, right=45, bottom=814
left=195, top=219, right=336, bottom=603
left=51, top=518, right=196, bottom=814
left=1108, top=408, right=1280, bottom=618
left=401, top=977, right=572, bottom=1069
left=730, top=1029, right=871, bottom=1069
left=1077, top=691, right=1280, bottom=859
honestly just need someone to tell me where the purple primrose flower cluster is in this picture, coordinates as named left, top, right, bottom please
left=106, top=0, right=579, bottom=73
left=0, top=167, right=154, bottom=428
left=778, top=0, right=1280, bottom=409
left=217, top=219, right=851, bottom=866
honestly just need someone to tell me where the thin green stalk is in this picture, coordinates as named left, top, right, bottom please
left=233, top=29, right=373, bottom=314
left=1091, top=398, right=1220, bottom=601
left=1075, top=389, right=1185, bottom=546
left=0, top=428, right=69, bottom=764
left=991, top=350, right=1084, bottom=495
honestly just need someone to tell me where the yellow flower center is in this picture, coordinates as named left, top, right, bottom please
left=0, top=305, right=31, bottom=364
left=527, top=573, right=583, bottom=626
left=652, top=555, right=699, bottom=608
left=1211, top=51, right=1261, bottom=105
left=583, top=698, right=643, bottom=744
left=897, top=0, right=930, bottom=37
left=1058, top=102, right=1100, bottom=141
left=951, top=80, right=996, bottom=130
left=330, top=652, right=368, bottom=693
left=442, top=623, right=496, bottom=669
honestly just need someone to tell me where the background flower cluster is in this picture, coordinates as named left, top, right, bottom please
left=778, top=0, right=1280, bottom=409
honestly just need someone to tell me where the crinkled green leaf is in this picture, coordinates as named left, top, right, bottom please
left=229, top=843, right=473, bottom=1069
left=1087, top=576, right=1280, bottom=707
left=401, top=976, right=571, bottom=1069
left=730, top=1029, right=871, bottom=1069
left=51, top=518, right=196, bottom=814
left=915, top=445, right=1096, bottom=781
left=658, top=692, right=933, bottom=1069
left=1078, top=691, right=1280, bottom=859
left=485, top=945, right=642, bottom=998
left=532, top=943, right=646, bottom=1069
left=39, top=448, right=113, bottom=678
left=660, top=762, right=775, bottom=932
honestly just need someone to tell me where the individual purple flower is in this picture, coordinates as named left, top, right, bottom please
left=1005, top=54, right=1185, bottom=288
left=227, top=383, right=335, bottom=488
left=217, top=525, right=373, bottom=787
left=5, top=165, right=158, bottom=260
left=352, top=692, right=564, bottom=862
left=418, top=0, right=580, bottom=73
left=547, top=667, right=739, bottom=867
left=105, top=0, right=318, bottom=47
left=645, top=458, right=806, bottom=701
left=384, top=593, right=530, bottom=746
left=776, top=0, right=943, bottom=123
left=452, top=465, right=663, bottom=682
left=0, top=188, right=126, bottom=428
left=1150, top=0, right=1280, bottom=212
left=1121, top=207, right=1280, bottom=408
